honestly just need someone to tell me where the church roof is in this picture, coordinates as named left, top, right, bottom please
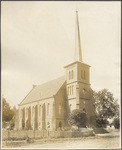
left=19, top=76, right=66, bottom=106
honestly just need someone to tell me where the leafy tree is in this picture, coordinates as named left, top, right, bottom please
left=68, top=109, right=87, bottom=129
left=2, top=96, right=14, bottom=122
left=93, top=89, right=120, bottom=128
left=113, top=118, right=120, bottom=129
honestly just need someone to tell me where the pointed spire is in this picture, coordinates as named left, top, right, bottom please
left=74, top=10, right=82, bottom=62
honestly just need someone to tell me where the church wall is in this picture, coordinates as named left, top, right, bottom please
left=77, top=63, right=90, bottom=84
left=68, top=99, right=76, bottom=112
left=18, top=97, right=55, bottom=130
left=78, top=82, right=96, bottom=125
left=54, top=83, right=67, bottom=130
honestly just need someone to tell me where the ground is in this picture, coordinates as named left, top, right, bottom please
left=2, top=129, right=120, bottom=149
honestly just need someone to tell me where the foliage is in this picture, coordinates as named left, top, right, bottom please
left=2, top=95, right=17, bottom=129
left=68, top=109, right=87, bottom=128
left=113, top=118, right=120, bottom=129
left=93, top=89, right=120, bottom=128
left=96, top=116, right=108, bottom=128
left=2, top=96, right=14, bottom=122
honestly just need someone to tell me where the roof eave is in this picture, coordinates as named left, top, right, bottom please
left=64, top=61, right=91, bottom=68
left=18, top=95, right=54, bottom=106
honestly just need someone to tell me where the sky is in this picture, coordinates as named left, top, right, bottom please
left=1, top=1, right=121, bottom=108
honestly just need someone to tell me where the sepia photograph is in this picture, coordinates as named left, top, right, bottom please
left=1, top=1, right=121, bottom=149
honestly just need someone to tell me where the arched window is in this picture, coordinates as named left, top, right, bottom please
left=84, top=71, right=86, bottom=79
left=68, top=87, right=69, bottom=95
left=72, top=85, right=74, bottom=94
left=26, top=108, right=28, bottom=117
left=47, top=103, right=50, bottom=115
left=81, top=70, right=83, bottom=79
left=69, top=71, right=71, bottom=80
left=21, top=109, right=23, bottom=118
left=72, top=70, right=74, bottom=79
left=59, top=104, right=61, bottom=114
left=32, top=106, right=35, bottom=116
left=70, top=86, right=71, bottom=95
left=39, top=105, right=41, bottom=116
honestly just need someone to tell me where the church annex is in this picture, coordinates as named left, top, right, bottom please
left=18, top=11, right=95, bottom=131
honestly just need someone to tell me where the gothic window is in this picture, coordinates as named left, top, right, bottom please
left=69, top=71, right=71, bottom=80
left=70, top=104, right=72, bottom=111
left=25, top=108, right=27, bottom=117
left=26, top=108, right=28, bottom=117
left=70, top=86, right=71, bottom=95
left=81, top=70, right=83, bottom=79
left=47, top=103, right=50, bottom=115
left=59, top=104, right=61, bottom=114
left=81, top=70, right=86, bottom=79
left=72, top=85, right=74, bottom=94
left=32, top=106, right=34, bottom=116
left=39, top=105, right=41, bottom=116
left=21, top=109, right=23, bottom=118
left=68, top=87, right=69, bottom=95
left=72, top=70, right=74, bottom=79
left=84, top=71, right=86, bottom=79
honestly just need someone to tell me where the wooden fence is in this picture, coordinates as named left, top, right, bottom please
left=2, top=129, right=94, bottom=141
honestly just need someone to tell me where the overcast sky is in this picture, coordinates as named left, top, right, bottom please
left=1, top=1, right=121, bottom=108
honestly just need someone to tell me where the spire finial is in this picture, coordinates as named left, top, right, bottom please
left=74, top=10, right=82, bottom=62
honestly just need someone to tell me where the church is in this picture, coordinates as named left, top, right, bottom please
left=18, top=11, right=95, bottom=131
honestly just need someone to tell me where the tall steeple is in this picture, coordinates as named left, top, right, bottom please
left=74, top=10, right=82, bottom=62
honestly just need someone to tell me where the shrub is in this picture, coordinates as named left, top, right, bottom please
left=68, top=109, right=87, bottom=129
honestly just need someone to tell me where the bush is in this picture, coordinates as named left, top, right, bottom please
left=96, top=117, right=108, bottom=128
left=68, top=109, right=87, bottom=129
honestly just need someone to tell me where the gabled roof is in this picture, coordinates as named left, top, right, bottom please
left=19, top=76, right=66, bottom=106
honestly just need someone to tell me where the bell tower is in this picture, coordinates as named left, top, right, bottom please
left=64, top=11, right=95, bottom=124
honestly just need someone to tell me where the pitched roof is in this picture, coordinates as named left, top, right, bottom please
left=19, top=76, right=66, bottom=105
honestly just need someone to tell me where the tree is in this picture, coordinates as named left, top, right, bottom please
left=2, top=96, right=14, bottom=122
left=2, top=96, right=18, bottom=129
left=93, top=89, right=120, bottom=128
left=68, top=109, right=87, bottom=129
left=113, top=117, right=120, bottom=129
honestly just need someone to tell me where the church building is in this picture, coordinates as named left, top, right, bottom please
left=18, top=11, right=95, bottom=131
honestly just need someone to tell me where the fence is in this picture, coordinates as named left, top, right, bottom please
left=2, top=129, right=94, bottom=141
